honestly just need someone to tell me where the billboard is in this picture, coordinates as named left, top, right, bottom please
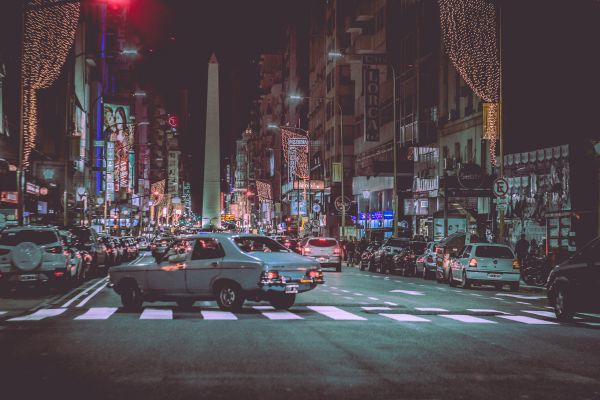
left=104, top=103, right=134, bottom=194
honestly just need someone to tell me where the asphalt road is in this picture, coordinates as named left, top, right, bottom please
left=1, top=253, right=599, bottom=400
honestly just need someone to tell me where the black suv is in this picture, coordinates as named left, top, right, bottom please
left=547, top=237, right=600, bottom=321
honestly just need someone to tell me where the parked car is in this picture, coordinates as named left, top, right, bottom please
left=371, top=237, right=410, bottom=273
left=448, top=243, right=520, bottom=291
left=109, top=234, right=324, bottom=311
left=547, top=237, right=600, bottom=321
left=0, top=226, right=71, bottom=289
left=136, top=236, right=150, bottom=251
left=111, top=237, right=125, bottom=264
left=69, top=226, right=108, bottom=269
left=435, top=232, right=467, bottom=283
left=283, top=238, right=302, bottom=254
left=359, top=242, right=382, bottom=271
left=300, top=237, right=342, bottom=272
left=123, top=237, right=139, bottom=259
left=59, top=230, right=86, bottom=283
left=151, top=236, right=174, bottom=259
left=416, top=241, right=439, bottom=279
left=393, top=240, right=427, bottom=276
left=100, top=236, right=118, bottom=267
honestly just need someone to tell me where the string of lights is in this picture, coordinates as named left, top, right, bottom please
left=22, top=0, right=80, bottom=168
left=151, top=180, right=166, bottom=207
left=439, top=0, right=500, bottom=164
left=255, top=181, right=272, bottom=202
left=281, top=127, right=309, bottom=179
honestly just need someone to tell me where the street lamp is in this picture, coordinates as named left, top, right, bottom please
left=363, top=190, right=370, bottom=240
left=288, top=95, right=346, bottom=240
left=328, top=50, right=400, bottom=239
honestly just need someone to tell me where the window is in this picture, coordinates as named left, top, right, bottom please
left=234, top=236, right=289, bottom=253
left=467, top=139, right=473, bottom=163
left=443, top=146, right=449, bottom=160
left=191, top=238, right=225, bottom=260
left=474, top=246, right=514, bottom=259
left=454, top=142, right=461, bottom=161
left=462, top=245, right=472, bottom=258
left=0, top=230, right=58, bottom=246
left=308, top=238, right=338, bottom=247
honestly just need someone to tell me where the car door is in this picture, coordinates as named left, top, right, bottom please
left=145, top=246, right=188, bottom=295
left=185, top=238, right=225, bottom=296
left=454, top=245, right=472, bottom=281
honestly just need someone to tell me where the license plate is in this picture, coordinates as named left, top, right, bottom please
left=18, top=274, right=38, bottom=282
left=487, top=273, right=502, bottom=279
left=317, top=257, right=326, bottom=262
left=285, top=284, right=299, bottom=294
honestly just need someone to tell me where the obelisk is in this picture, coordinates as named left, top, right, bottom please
left=202, top=53, right=221, bottom=228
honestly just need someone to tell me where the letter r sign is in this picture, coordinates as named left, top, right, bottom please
left=493, top=178, right=509, bottom=198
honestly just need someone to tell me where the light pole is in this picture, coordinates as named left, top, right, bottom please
left=288, top=95, right=345, bottom=239
left=363, top=190, right=370, bottom=240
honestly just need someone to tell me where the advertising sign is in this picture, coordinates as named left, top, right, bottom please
left=106, top=141, right=115, bottom=201
left=364, top=68, right=380, bottom=142
left=167, top=151, right=180, bottom=195
left=104, top=103, right=133, bottom=192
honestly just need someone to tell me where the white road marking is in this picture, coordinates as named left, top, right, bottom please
left=495, top=294, right=547, bottom=300
left=140, top=308, right=173, bottom=320
left=498, top=315, right=558, bottom=325
left=436, top=287, right=447, bottom=290
left=330, top=286, right=338, bottom=289
left=583, top=322, right=600, bottom=327
left=368, top=297, right=379, bottom=301
left=0, top=311, right=6, bottom=315
left=384, top=302, right=398, bottom=306
left=341, top=290, right=350, bottom=293
left=362, top=307, right=392, bottom=311
left=8, top=308, right=66, bottom=321
left=322, top=284, right=327, bottom=287
left=76, top=282, right=108, bottom=308
left=516, top=301, right=531, bottom=305
left=416, top=308, right=448, bottom=312
left=343, top=296, right=353, bottom=300
left=359, top=302, right=369, bottom=305
left=492, top=297, right=506, bottom=301
left=61, top=278, right=108, bottom=308
left=307, top=306, right=366, bottom=320
left=467, top=309, right=510, bottom=314
left=201, top=310, right=238, bottom=320
left=390, top=290, right=424, bottom=296
left=201, top=301, right=214, bottom=307
left=353, top=293, right=364, bottom=296
left=75, top=307, right=117, bottom=320
left=441, top=315, right=496, bottom=324
left=331, top=293, right=340, bottom=296
left=522, top=310, right=556, bottom=318
left=253, top=306, right=303, bottom=320
left=579, top=313, right=600, bottom=318
left=470, top=294, right=483, bottom=297
left=381, top=313, right=430, bottom=322
left=545, top=306, right=554, bottom=310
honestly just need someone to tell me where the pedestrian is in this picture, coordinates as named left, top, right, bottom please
left=515, top=234, right=530, bottom=265
left=529, top=239, right=540, bottom=258
left=346, top=239, right=356, bottom=266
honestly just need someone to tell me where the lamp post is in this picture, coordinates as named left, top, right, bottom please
left=363, top=190, right=370, bottom=240
left=288, top=95, right=345, bottom=239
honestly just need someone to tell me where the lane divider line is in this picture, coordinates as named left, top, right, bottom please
left=61, top=278, right=108, bottom=308
left=75, top=282, right=108, bottom=308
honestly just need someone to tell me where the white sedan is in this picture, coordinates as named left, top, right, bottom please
left=109, top=233, right=324, bottom=311
left=448, top=243, right=521, bottom=291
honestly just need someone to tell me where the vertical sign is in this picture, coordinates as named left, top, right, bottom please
left=182, top=182, right=191, bottom=213
left=128, top=151, right=135, bottom=192
left=106, top=142, right=115, bottom=201
left=364, top=68, right=380, bottom=142
left=167, top=151, right=180, bottom=195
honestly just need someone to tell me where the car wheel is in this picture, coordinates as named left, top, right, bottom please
left=554, top=287, right=574, bottom=322
left=461, top=271, right=471, bottom=289
left=336, top=263, right=342, bottom=273
left=269, top=293, right=296, bottom=310
left=215, top=282, right=245, bottom=311
left=509, top=282, right=520, bottom=292
left=121, top=284, right=143, bottom=311
left=176, top=299, right=195, bottom=310
left=448, top=271, right=457, bottom=287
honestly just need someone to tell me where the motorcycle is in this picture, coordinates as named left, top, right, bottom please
left=521, top=255, right=550, bottom=286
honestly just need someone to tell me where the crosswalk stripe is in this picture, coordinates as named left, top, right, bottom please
left=384, top=301, right=398, bottom=306
left=498, top=315, right=558, bottom=325
left=362, top=306, right=392, bottom=311
left=416, top=308, right=448, bottom=312
left=381, top=313, right=430, bottom=322
left=368, top=297, right=379, bottom=301
left=201, top=310, right=237, bottom=320
left=307, top=306, right=366, bottom=320
left=521, top=310, right=556, bottom=318
left=253, top=306, right=303, bottom=320
left=467, top=309, right=510, bottom=314
left=140, top=308, right=173, bottom=320
left=0, top=311, right=6, bottom=315
left=8, top=308, right=66, bottom=321
left=75, top=307, right=118, bottom=320
left=441, top=315, right=496, bottom=324
left=390, top=290, right=424, bottom=296
left=340, top=290, right=350, bottom=293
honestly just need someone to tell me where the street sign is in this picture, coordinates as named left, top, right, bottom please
left=493, top=178, right=509, bottom=198
left=288, top=137, right=308, bottom=146
left=334, top=196, right=351, bottom=212
left=312, top=203, right=321, bottom=213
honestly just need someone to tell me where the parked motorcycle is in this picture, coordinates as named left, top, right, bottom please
left=521, top=255, right=551, bottom=286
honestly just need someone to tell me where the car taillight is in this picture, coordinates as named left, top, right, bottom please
left=107, top=248, right=113, bottom=253
left=46, top=246, right=63, bottom=254
left=512, top=259, right=520, bottom=269
left=84, top=254, right=93, bottom=263
left=53, top=271, right=65, bottom=277
left=469, top=258, right=478, bottom=268
left=267, top=271, right=279, bottom=280
left=308, top=270, right=320, bottom=278
left=333, top=247, right=341, bottom=255
left=304, top=247, right=312, bottom=254
left=0, top=249, right=10, bottom=255
left=63, top=250, right=71, bottom=257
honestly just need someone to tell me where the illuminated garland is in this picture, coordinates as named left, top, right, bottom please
left=439, top=0, right=500, bottom=164
left=22, top=0, right=80, bottom=168
left=151, top=179, right=167, bottom=207
left=256, top=180, right=272, bottom=201
left=281, top=128, right=309, bottom=179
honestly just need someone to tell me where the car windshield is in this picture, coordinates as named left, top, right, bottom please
left=70, top=228, right=92, bottom=243
left=410, top=242, right=427, bottom=254
left=308, top=238, right=337, bottom=247
left=386, top=238, right=408, bottom=248
left=0, top=230, right=58, bottom=246
left=234, top=236, right=290, bottom=253
left=475, top=246, right=514, bottom=259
